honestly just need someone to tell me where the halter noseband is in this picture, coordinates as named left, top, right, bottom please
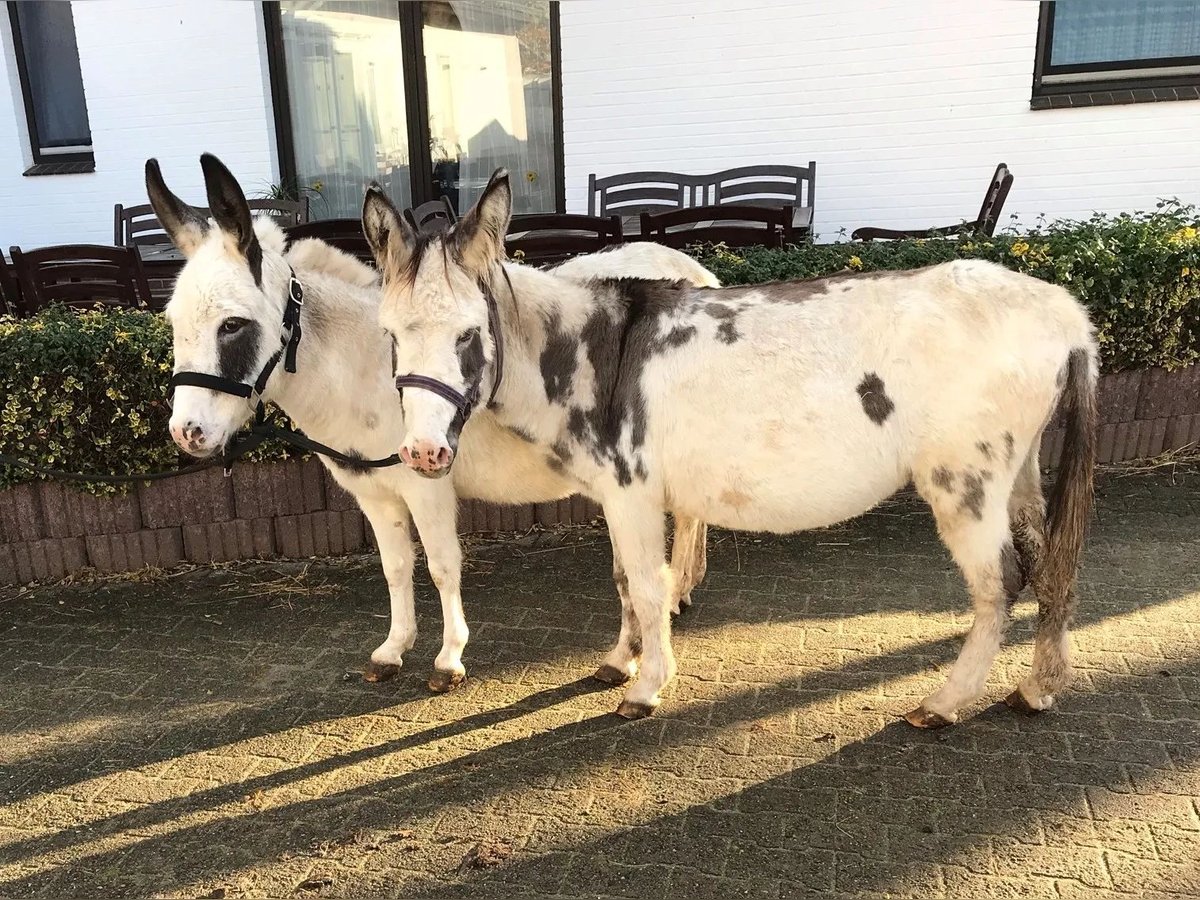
left=168, top=269, right=304, bottom=419
left=392, top=280, right=505, bottom=431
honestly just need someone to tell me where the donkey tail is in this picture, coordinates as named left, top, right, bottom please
left=1035, top=346, right=1098, bottom=602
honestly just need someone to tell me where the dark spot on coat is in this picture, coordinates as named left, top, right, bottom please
left=539, top=314, right=578, bottom=403
left=716, top=321, right=739, bottom=344
left=856, top=372, right=895, bottom=425
left=959, top=470, right=986, bottom=520
left=977, top=441, right=992, bottom=460
left=1003, top=431, right=1015, bottom=463
left=662, top=324, right=697, bottom=347
left=216, top=320, right=263, bottom=383
left=932, top=466, right=954, bottom=491
left=364, top=413, right=379, bottom=430
left=1001, top=541, right=1023, bottom=606
left=551, top=441, right=572, bottom=464
left=546, top=453, right=566, bottom=474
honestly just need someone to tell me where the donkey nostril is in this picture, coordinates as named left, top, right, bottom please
left=436, top=447, right=452, bottom=466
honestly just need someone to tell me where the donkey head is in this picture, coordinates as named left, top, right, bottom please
left=148, top=154, right=291, bottom=458
left=363, top=169, right=511, bottom=477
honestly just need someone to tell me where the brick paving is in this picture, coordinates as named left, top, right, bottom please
left=0, top=465, right=1197, bottom=899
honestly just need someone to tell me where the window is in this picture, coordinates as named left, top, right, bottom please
left=8, top=1, right=94, bottom=173
left=1033, top=1, right=1200, bottom=109
left=265, top=1, right=563, bottom=220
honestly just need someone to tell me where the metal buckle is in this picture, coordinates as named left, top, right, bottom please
left=289, top=277, right=304, bottom=305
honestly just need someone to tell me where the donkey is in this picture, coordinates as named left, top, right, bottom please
left=147, top=154, right=716, bottom=692
left=364, top=168, right=1099, bottom=727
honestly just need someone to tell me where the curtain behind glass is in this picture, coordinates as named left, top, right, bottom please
left=14, top=1, right=92, bottom=151
left=279, top=1, right=411, bottom=220
left=422, top=0, right=556, bottom=215
left=1051, top=0, right=1200, bottom=66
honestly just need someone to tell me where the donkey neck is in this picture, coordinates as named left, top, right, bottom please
left=263, top=267, right=400, bottom=456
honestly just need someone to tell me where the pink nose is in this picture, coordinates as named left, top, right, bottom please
left=170, top=422, right=208, bottom=454
left=401, top=440, right=454, bottom=473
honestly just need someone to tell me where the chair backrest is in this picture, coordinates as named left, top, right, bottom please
left=505, top=214, right=623, bottom=267
left=285, top=219, right=375, bottom=266
left=710, top=163, right=816, bottom=212
left=976, top=163, right=1014, bottom=237
left=403, top=197, right=458, bottom=235
left=115, top=197, right=310, bottom=247
left=639, top=205, right=790, bottom=250
left=0, top=253, right=21, bottom=316
left=248, top=197, right=310, bottom=227
left=9, top=244, right=152, bottom=315
left=588, top=171, right=712, bottom=218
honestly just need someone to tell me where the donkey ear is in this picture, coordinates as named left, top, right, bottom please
left=199, top=153, right=263, bottom=281
left=454, top=168, right=511, bottom=277
left=361, top=183, right=415, bottom=278
left=145, top=158, right=209, bottom=257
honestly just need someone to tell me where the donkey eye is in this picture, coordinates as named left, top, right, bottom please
left=456, top=329, right=477, bottom=348
left=219, top=317, right=248, bottom=336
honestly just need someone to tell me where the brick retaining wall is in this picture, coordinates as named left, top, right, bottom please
left=2, top=365, right=1196, bottom=585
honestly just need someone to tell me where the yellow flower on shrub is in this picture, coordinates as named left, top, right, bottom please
left=848, top=255, right=862, bottom=270
left=1184, top=267, right=1192, bottom=277
left=1010, top=241, right=1030, bottom=258
left=1168, top=226, right=1197, bottom=245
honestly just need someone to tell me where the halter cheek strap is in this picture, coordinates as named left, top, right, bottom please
left=392, top=280, right=505, bottom=427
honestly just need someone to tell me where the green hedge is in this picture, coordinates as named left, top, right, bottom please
left=0, top=307, right=297, bottom=492
left=691, top=202, right=1200, bottom=374
left=2, top=204, right=1197, bottom=492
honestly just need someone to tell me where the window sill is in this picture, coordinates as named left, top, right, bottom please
left=23, top=160, right=95, bottom=176
left=1032, top=84, right=1200, bottom=110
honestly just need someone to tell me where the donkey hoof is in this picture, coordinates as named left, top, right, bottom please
left=903, top=706, right=954, bottom=729
left=615, top=699, right=658, bottom=720
left=428, top=669, right=466, bottom=693
left=670, top=592, right=693, bottom=617
left=593, top=664, right=632, bottom=686
left=363, top=661, right=401, bottom=683
left=1005, top=688, right=1052, bottom=714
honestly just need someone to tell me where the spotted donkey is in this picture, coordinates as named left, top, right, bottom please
left=364, top=169, right=1098, bottom=727
left=149, top=154, right=715, bottom=692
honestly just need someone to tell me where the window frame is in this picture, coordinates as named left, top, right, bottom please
left=1032, top=1, right=1200, bottom=109
left=7, top=1, right=95, bottom=172
left=263, top=1, right=565, bottom=215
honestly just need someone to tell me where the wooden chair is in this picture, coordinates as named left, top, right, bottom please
left=587, top=171, right=711, bottom=219
left=710, top=163, right=816, bottom=240
left=0, top=254, right=22, bottom=316
left=505, top=214, right=623, bottom=267
left=8, top=244, right=153, bottom=315
left=403, top=197, right=457, bottom=235
left=639, top=205, right=791, bottom=250
left=852, top=163, right=1014, bottom=241
left=114, top=197, right=309, bottom=246
left=284, top=219, right=375, bottom=266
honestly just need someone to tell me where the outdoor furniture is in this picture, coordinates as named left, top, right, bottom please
left=588, top=163, right=816, bottom=239
left=0, top=254, right=21, bottom=316
left=640, top=205, right=791, bottom=250
left=8, top=243, right=153, bottom=315
left=403, top=197, right=457, bottom=235
left=285, top=219, right=375, bottom=265
left=852, top=163, right=1013, bottom=241
left=114, top=198, right=310, bottom=247
left=505, top=213, right=623, bottom=267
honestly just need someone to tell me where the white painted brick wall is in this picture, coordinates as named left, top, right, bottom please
left=0, top=0, right=277, bottom=249
left=559, top=0, right=1200, bottom=239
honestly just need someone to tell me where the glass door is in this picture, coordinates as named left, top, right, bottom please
left=277, top=1, right=412, bottom=219
left=420, top=1, right=557, bottom=215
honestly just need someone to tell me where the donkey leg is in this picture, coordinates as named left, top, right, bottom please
left=603, top=494, right=676, bottom=719
left=594, top=545, right=642, bottom=686
left=668, top=515, right=707, bottom=616
left=408, top=491, right=469, bottom=693
left=909, top=469, right=1018, bottom=727
left=358, top=494, right=418, bottom=683
left=1008, top=443, right=1047, bottom=598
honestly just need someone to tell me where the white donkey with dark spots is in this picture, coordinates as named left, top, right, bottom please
left=365, top=169, right=1099, bottom=727
left=148, top=154, right=716, bottom=692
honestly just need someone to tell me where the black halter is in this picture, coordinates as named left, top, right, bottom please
left=393, top=280, right=505, bottom=431
left=168, top=269, right=401, bottom=473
